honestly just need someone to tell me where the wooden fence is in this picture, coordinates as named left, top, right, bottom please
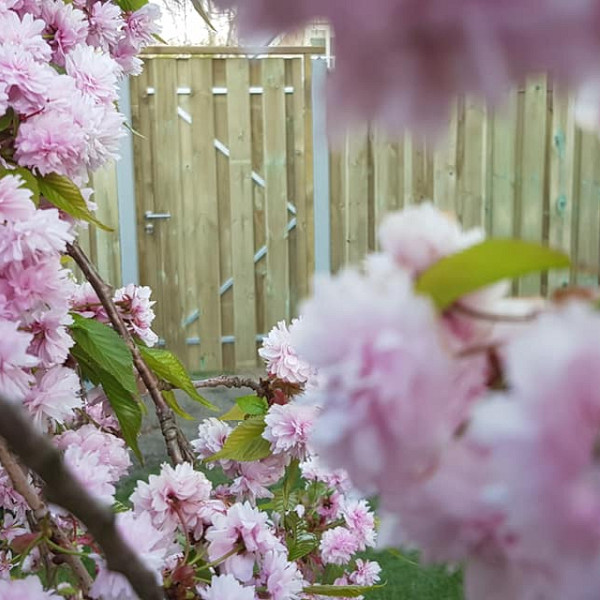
left=92, top=53, right=600, bottom=372
left=129, top=48, right=316, bottom=372
left=331, top=78, right=600, bottom=297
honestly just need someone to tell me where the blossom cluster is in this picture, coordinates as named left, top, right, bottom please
left=290, top=201, right=600, bottom=599
left=0, top=0, right=161, bottom=596
left=217, top=0, right=600, bottom=134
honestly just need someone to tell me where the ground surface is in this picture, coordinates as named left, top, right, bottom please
left=117, top=382, right=463, bottom=599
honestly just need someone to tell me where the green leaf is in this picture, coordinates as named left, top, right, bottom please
left=285, top=511, right=318, bottom=560
left=303, top=584, right=385, bottom=597
left=71, top=344, right=142, bottom=461
left=236, top=394, right=268, bottom=416
left=137, top=345, right=216, bottom=411
left=0, top=165, right=40, bottom=205
left=38, top=173, right=113, bottom=231
left=288, top=531, right=319, bottom=561
left=0, top=109, right=14, bottom=132
left=219, top=403, right=247, bottom=421
left=162, top=389, right=193, bottom=420
left=70, top=314, right=138, bottom=396
left=152, top=32, right=168, bottom=45
left=206, top=417, right=272, bottom=462
left=115, top=0, right=147, bottom=11
left=282, top=458, right=300, bottom=508
left=415, top=239, right=570, bottom=311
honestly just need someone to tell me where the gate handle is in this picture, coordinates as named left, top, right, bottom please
left=144, top=211, right=172, bottom=220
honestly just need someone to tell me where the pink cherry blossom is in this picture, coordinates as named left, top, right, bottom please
left=0, top=318, right=36, bottom=399
left=205, top=502, right=284, bottom=582
left=15, top=110, right=88, bottom=177
left=259, top=319, right=315, bottom=384
left=0, top=46, right=53, bottom=115
left=319, top=526, right=360, bottom=565
left=56, top=424, right=131, bottom=481
left=0, top=11, right=49, bottom=62
left=25, top=308, right=73, bottom=368
left=349, top=559, right=382, bottom=587
left=199, top=574, right=256, bottom=600
left=339, top=498, right=376, bottom=550
left=24, top=366, right=81, bottom=428
left=62, top=445, right=116, bottom=503
left=0, top=174, right=35, bottom=225
left=131, top=462, right=212, bottom=537
left=123, top=3, right=161, bottom=47
left=40, top=0, right=88, bottom=66
left=229, top=454, right=288, bottom=502
left=0, top=576, right=60, bottom=599
left=259, top=550, right=305, bottom=600
left=378, top=202, right=483, bottom=276
left=113, top=284, right=158, bottom=346
left=293, top=267, right=470, bottom=498
left=263, top=402, right=318, bottom=459
left=65, top=44, right=119, bottom=105
left=86, top=1, right=122, bottom=50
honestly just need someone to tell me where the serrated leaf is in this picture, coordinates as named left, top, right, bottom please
left=219, top=403, right=247, bottom=421
left=206, top=416, right=272, bottom=462
left=288, top=531, right=318, bottom=561
left=162, top=389, right=193, bottom=420
left=38, top=173, right=112, bottom=231
left=236, top=394, right=268, bottom=416
left=137, top=345, right=216, bottom=411
left=71, top=344, right=142, bottom=461
left=282, top=458, right=300, bottom=509
left=415, top=239, right=570, bottom=311
left=0, top=166, right=40, bottom=205
left=70, top=314, right=138, bottom=396
left=303, top=584, right=384, bottom=597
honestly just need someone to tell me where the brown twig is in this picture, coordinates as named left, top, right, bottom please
left=192, top=376, right=263, bottom=395
left=0, top=396, right=165, bottom=600
left=0, top=440, right=93, bottom=592
left=67, top=241, right=193, bottom=465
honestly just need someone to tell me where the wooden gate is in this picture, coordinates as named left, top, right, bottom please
left=130, top=48, right=316, bottom=372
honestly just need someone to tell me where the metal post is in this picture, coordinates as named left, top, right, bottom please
left=116, top=77, right=140, bottom=285
left=311, top=58, right=331, bottom=274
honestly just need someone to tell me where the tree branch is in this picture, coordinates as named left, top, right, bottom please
left=0, top=396, right=164, bottom=600
left=0, top=440, right=94, bottom=593
left=192, top=375, right=263, bottom=395
left=67, top=241, right=193, bottom=465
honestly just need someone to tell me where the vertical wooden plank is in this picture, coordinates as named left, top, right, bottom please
left=90, top=162, right=122, bottom=286
left=575, top=130, right=600, bottom=287
left=150, top=58, right=187, bottom=359
left=291, top=58, right=309, bottom=308
left=344, top=129, right=370, bottom=265
left=190, top=57, right=222, bottom=371
left=458, top=96, right=485, bottom=229
left=329, top=150, right=344, bottom=272
left=226, top=58, right=258, bottom=368
left=263, top=58, right=290, bottom=328
left=433, top=100, right=460, bottom=214
left=548, top=89, right=576, bottom=292
left=373, top=128, right=403, bottom=241
left=489, top=91, right=518, bottom=238
left=303, top=56, right=315, bottom=283
left=518, top=77, right=548, bottom=295
left=214, top=59, right=234, bottom=371
left=132, top=61, right=167, bottom=338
